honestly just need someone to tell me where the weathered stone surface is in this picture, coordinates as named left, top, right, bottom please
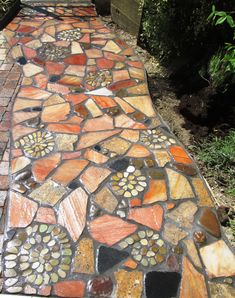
left=74, top=238, right=94, bottom=274
left=55, top=134, right=78, bottom=151
left=192, top=178, right=214, bottom=207
left=58, top=187, right=88, bottom=241
left=180, top=257, right=208, bottom=298
left=200, top=240, right=235, bottom=278
left=29, top=179, right=67, bottom=206
left=163, top=222, right=188, bottom=245
left=115, top=270, right=143, bottom=298
left=94, top=187, right=118, bottom=212
left=166, top=168, right=194, bottom=200
left=209, top=282, right=235, bottom=298
left=199, top=207, right=221, bottom=238
left=166, top=201, right=198, bottom=228
left=35, top=207, right=56, bottom=224
left=183, top=239, right=202, bottom=268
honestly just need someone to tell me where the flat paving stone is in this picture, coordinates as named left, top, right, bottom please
left=1, top=1, right=234, bottom=297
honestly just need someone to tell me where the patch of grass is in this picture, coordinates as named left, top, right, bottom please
left=197, top=130, right=235, bottom=195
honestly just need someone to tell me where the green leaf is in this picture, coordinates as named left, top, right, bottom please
left=215, top=16, right=227, bottom=26
left=214, top=11, right=227, bottom=17
left=226, top=15, right=235, bottom=28
left=212, top=5, right=215, bottom=13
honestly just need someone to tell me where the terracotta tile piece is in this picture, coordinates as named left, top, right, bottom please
left=83, top=114, right=113, bottom=132
left=54, top=280, right=85, bottom=298
left=35, top=207, right=57, bottom=224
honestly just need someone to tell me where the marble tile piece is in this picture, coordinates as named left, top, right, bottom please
left=52, top=159, right=89, bottom=186
left=32, top=153, right=61, bottom=182
left=80, top=166, right=111, bottom=193
left=8, top=191, right=38, bottom=228
left=128, top=204, right=164, bottom=231
left=89, top=214, right=137, bottom=246
left=166, top=168, right=194, bottom=200
left=200, top=240, right=235, bottom=278
left=192, top=178, right=214, bottom=207
left=58, top=187, right=88, bottom=242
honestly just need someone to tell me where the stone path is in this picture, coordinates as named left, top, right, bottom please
left=1, top=1, right=235, bottom=297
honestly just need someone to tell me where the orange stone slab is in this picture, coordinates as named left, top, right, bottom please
left=52, top=159, right=89, bottom=186
left=143, top=179, right=167, bottom=204
left=32, top=153, right=61, bottom=182
left=8, top=191, right=38, bottom=228
left=89, top=214, right=137, bottom=246
left=180, top=257, right=208, bottom=298
left=128, top=204, right=163, bottom=230
left=54, top=280, right=85, bottom=298
left=80, top=166, right=111, bottom=193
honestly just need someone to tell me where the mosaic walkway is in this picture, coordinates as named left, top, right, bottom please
left=1, top=1, right=235, bottom=297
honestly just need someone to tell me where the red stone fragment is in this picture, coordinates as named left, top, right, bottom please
left=108, top=80, right=136, bottom=91
left=54, top=280, right=85, bottom=298
left=97, top=58, right=114, bottom=69
left=128, top=204, right=164, bottom=231
left=64, top=54, right=87, bottom=65
left=46, top=61, right=65, bottom=75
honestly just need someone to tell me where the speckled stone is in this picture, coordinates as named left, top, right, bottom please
left=163, top=222, right=188, bottom=245
left=115, top=270, right=143, bottom=298
left=74, top=238, right=94, bottom=274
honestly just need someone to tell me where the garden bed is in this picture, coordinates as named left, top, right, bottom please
left=0, top=0, right=20, bottom=31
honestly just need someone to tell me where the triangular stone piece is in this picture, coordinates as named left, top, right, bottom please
left=98, top=246, right=129, bottom=274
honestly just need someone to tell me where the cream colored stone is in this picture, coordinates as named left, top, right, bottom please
left=200, top=240, right=235, bottom=278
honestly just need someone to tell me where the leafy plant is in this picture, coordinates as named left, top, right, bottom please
left=207, top=5, right=235, bottom=89
left=0, top=0, right=12, bottom=13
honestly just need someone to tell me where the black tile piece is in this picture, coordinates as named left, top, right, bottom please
left=145, top=271, right=181, bottom=298
left=49, top=75, right=61, bottom=82
left=17, top=56, right=27, bottom=65
left=97, top=246, right=129, bottom=274
left=68, top=180, right=80, bottom=190
left=109, top=158, right=129, bottom=171
left=94, top=145, right=101, bottom=152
